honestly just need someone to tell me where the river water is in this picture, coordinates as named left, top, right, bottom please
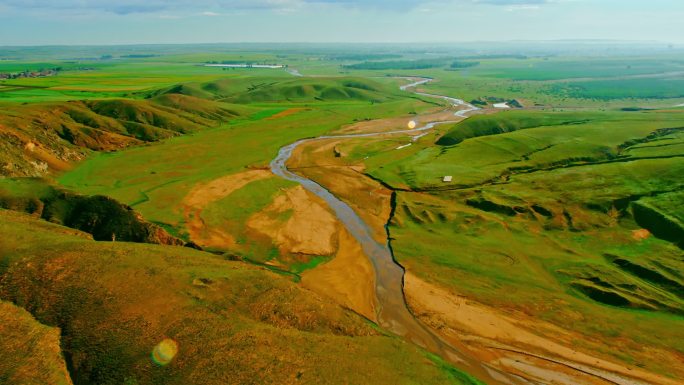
left=269, top=79, right=519, bottom=383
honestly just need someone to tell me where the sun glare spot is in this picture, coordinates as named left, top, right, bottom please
left=152, top=338, right=178, bottom=366
left=408, top=120, right=417, bottom=129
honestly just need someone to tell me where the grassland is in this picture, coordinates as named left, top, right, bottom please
left=1, top=50, right=442, bottom=275
left=0, top=300, right=73, bottom=385
left=0, top=209, right=480, bottom=385
left=354, top=109, right=684, bottom=377
left=4, top=47, right=684, bottom=108
left=55, top=75, right=436, bottom=272
left=2, top=45, right=684, bottom=384
left=335, top=55, right=684, bottom=108
left=368, top=109, right=684, bottom=188
left=271, top=101, right=684, bottom=383
left=548, top=78, right=684, bottom=100
left=469, top=56, right=684, bottom=80
left=0, top=53, right=295, bottom=102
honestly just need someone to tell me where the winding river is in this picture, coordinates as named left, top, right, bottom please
left=269, top=79, right=512, bottom=382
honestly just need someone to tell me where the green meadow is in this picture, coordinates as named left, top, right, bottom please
left=353, top=108, right=684, bottom=375
left=4, top=48, right=684, bottom=107
left=2, top=45, right=684, bottom=383
left=335, top=55, right=684, bottom=108
left=58, top=75, right=436, bottom=242
left=367, top=109, right=684, bottom=188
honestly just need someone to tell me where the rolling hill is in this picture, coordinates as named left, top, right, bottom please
left=0, top=209, right=472, bottom=385
left=0, top=94, right=245, bottom=177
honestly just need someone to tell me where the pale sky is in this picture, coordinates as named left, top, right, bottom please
left=1, top=0, right=683, bottom=45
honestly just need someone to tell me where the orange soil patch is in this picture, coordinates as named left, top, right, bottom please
left=403, top=272, right=682, bottom=385
left=247, top=185, right=338, bottom=256
left=334, top=109, right=460, bottom=135
left=266, top=108, right=306, bottom=120
left=247, top=185, right=378, bottom=320
left=301, top=227, right=377, bottom=321
left=632, top=228, right=651, bottom=241
left=287, top=138, right=393, bottom=243
left=182, top=170, right=271, bottom=249
left=31, top=147, right=71, bottom=171
left=25, top=144, right=72, bottom=172
left=11, top=130, right=73, bottom=172
left=184, top=171, right=379, bottom=320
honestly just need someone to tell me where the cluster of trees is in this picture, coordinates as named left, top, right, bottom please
left=205, top=60, right=283, bottom=66
left=121, top=54, right=157, bottom=58
left=344, top=58, right=449, bottom=70
left=343, top=58, right=480, bottom=71
left=328, top=53, right=401, bottom=61
left=450, top=61, right=480, bottom=69
left=99, top=54, right=157, bottom=60
left=0, top=67, right=61, bottom=79
left=458, top=54, right=528, bottom=60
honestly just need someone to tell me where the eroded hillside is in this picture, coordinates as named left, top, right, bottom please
left=0, top=94, right=243, bottom=177
left=0, top=210, right=471, bottom=385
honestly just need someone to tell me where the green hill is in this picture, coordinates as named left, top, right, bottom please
left=360, top=108, right=684, bottom=376
left=169, top=77, right=397, bottom=104
left=0, top=300, right=73, bottom=385
left=436, top=111, right=594, bottom=146
left=0, top=178, right=188, bottom=246
left=0, top=95, right=245, bottom=177
left=0, top=209, right=471, bottom=385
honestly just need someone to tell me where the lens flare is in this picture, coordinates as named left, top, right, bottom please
left=407, top=120, right=417, bottom=129
left=152, top=338, right=178, bottom=366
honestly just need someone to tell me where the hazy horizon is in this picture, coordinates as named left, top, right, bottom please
left=1, top=0, right=683, bottom=46
left=0, top=39, right=680, bottom=48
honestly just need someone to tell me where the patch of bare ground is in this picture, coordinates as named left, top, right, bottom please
left=334, top=109, right=457, bottom=135
left=182, top=170, right=379, bottom=320
left=247, top=185, right=338, bottom=256
left=22, top=141, right=72, bottom=172
left=403, top=272, right=683, bottom=385
left=266, top=108, right=307, bottom=120
left=182, top=170, right=271, bottom=248
left=300, top=227, right=377, bottom=321
left=247, top=185, right=378, bottom=321
left=287, top=138, right=393, bottom=243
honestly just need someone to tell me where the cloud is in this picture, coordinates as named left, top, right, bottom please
left=110, top=4, right=168, bottom=15
left=506, top=4, right=541, bottom=11
left=0, top=0, right=559, bottom=16
left=0, top=0, right=305, bottom=14
left=311, top=0, right=426, bottom=8
left=476, top=0, right=549, bottom=4
left=0, top=0, right=432, bottom=14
